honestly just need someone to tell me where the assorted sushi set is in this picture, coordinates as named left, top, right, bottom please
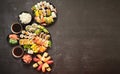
left=32, top=1, right=57, bottom=26
left=7, top=1, right=57, bottom=73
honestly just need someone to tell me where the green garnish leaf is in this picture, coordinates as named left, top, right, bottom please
left=9, top=39, right=18, bottom=44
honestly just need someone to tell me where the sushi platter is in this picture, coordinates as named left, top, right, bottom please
left=7, top=1, right=57, bottom=73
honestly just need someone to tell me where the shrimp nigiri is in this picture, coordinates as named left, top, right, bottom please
left=9, top=34, right=19, bottom=40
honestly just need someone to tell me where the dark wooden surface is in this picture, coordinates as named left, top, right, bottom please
left=0, top=0, right=120, bottom=74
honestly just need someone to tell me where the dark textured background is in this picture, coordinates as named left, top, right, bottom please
left=0, top=0, right=120, bottom=74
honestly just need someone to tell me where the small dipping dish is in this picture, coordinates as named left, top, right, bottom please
left=12, top=46, right=24, bottom=58
left=11, top=23, right=22, bottom=34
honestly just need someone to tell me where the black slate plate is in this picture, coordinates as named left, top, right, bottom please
left=32, top=1, right=58, bottom=27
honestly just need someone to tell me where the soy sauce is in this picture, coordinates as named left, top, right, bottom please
left=12, top=24, right=22, bottom=32
left=13, top=47, right=23, bottom=56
